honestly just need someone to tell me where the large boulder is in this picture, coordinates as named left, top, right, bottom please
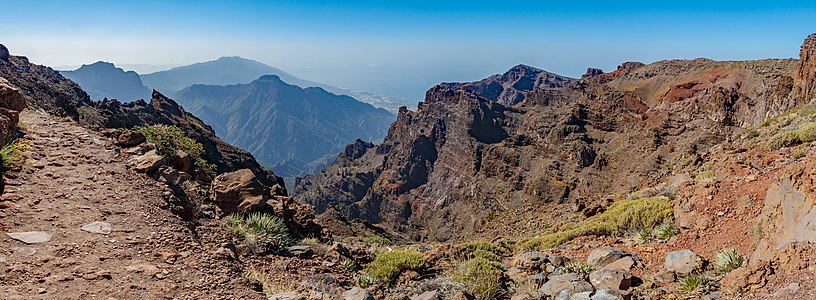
left=209, top=169, right=270, bottom=216
left=539, top=273, right=593, bottom=297
left=114, top=129, right=146, bottom=147
left=129, top=150, right=166, bottom=173
left=664, top=250, right=703, bottom=276
left=0, top=77, right=25, bottom=145
left=344, top=287, right=373, bottom=300
left=589, top=268, right=633, bottom=290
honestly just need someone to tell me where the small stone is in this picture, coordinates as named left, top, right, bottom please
left=6, top=231, right=52, bottom=244
left=81, top=221, right=112, bottom=234
left=269, top=291, right=306, bottom=300
left=410, top=290, right=440, bottom=300
left=37, top=288, right=46, bottom=294
left=287, top=245, right=313, bottom=258
left=344, top=287, right=374, bottom=300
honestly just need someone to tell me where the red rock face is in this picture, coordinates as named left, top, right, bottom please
left=296, top=47, right=804, bottom=242
left=795, top=34, right=816, bottom=102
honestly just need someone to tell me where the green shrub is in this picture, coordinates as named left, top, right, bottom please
left=0, top=138, right=30, bottom=171
left=793, top=150, right=807, bottom=159
left=714, top=248, right=743, bottom=274
left=341, top=259, right=357, bottom=271
left=519, top=197, right=674, bottom=250
left=451, top=257, right=505, bottom=300
left=557, top=262, right=594, bottom=277
left=695, top=170, right=716, bottom=184
left=227, top=212, right=293, bottom=254
left=744, top=128, right=759, bottom=138
left=354, top=274, right=379, bottom=288
left=768, top=131, right=800, bottom=150
left=653, top=221, right=676, bottom=241
left=361, top=235, right=393, bottom=246
left=798, top=123, right=816, bottom=142
left=635, top=228, right=653, bottom=243
left=365, top=250, right=425, bottom=284
left=679, top=274, right=709, bottom=293
left=135, top=124, right=216, bottom=177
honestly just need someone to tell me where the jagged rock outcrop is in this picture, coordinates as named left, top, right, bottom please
left=0, top=77, right=26, bottom=145
left=0, top=44, right=93, bottom=117
left=0, top=44, right=9, bottom=62
left=438, top=64, right=576, bottom=106
left=795, top=33, right=816, bottom=102
left=296, top=57, right=800, bottom=242
left=93, top=90, right=284, bottom=188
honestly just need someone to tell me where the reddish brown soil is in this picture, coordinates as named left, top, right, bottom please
left=0, top=111, right=263, bottom=299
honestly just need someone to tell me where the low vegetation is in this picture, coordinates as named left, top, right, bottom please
left=714, top=248, right=743, bottom=274
left=365, top=250, right=425, bottom=285
left=0, top=138, right=31, bottom=171
left=441, top=240, right=509, bottom=300
left=451, top=257, right=505, bottom=300
left=519, top=197, right=674, bottom=250
left=244, top=268, right=296, bottom=296
left=557, top=262, right=594, bottom=278
left=227, top=212, right=293, bottom=254
left=653, top=221, right=676, bottom=240
left=341, top=259, right=357, bottom=271
left=299, top=236, right=329, bottom=256
left=361, top=234, right=393, bottom=246
left=678, top=274, right=709, bottom=293
left=695, top=170, right=716, bottom=184
left=135, top=124, right=216, bottom=177
left=767, top=122, right=816, bottom=150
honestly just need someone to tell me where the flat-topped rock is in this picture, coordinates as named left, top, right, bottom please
left=6, top=231, right=52, bottom=244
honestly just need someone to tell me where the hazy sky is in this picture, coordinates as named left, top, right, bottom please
left=3, top=0, right=816, bottom=100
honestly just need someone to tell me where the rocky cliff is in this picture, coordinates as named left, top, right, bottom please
left=0, top=77, right=25, bottom=146
left=795, top=33, right=816, bottom=103
left=94, top=90, right=285, bottom=188
left=0, top=44, right=92, bottom=118
left=296, top=57, right=799, bottom=242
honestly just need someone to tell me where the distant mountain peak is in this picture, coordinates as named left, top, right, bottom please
left=256, top=74, right=284, bottom=82
left=61, top=61, right=151, bottom=101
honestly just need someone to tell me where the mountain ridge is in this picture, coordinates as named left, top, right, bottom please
left=175, top=74, right=395, bottom=177
left=142, top=56, right=411, bottom=112
left=61, top=61, right=151, bottom=101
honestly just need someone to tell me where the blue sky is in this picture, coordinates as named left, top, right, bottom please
left=3, top=1, right=815, bottom=100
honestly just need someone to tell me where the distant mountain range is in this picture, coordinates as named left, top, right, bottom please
left=60, top=56, right=411, bottom=112
left=175, top=75, right=394, bottom=176
left=61, top=61, right=151, bottom=101
left=60, top=58, right=400, bottom=177
left=142, top=56, right=411, bottom=112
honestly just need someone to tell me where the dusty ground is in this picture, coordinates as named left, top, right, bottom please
left=0, top=111, right=263, bottom=300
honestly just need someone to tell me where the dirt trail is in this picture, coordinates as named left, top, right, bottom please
left=0, top=111, right=262, bottom=299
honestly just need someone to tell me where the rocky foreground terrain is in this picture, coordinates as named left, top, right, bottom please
left=1, top=34, right=816, bottom=300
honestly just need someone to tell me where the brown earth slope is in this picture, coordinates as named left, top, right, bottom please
left=0, top=111, right=264, bottom=299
